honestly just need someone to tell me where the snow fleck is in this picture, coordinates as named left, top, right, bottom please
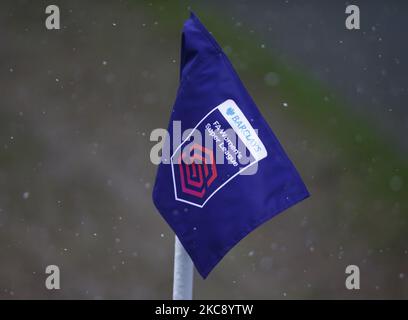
left=399, top=273, right=405, bottom=279
left=22, top=192, right=30, bottom=200
left=282, top=102, right=288, bottom=108
left=248, top=250, right=255, bottom=257
left=160, top=233, right=164, bottom=238
left=102, top=60, right=108, bottom=66
left=112, top=22, right=117, bottom=27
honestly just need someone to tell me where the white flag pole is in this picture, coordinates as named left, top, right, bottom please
left=173, top=236, right=194, bottom=300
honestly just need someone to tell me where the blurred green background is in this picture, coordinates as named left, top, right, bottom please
left=0, top=0, right=407, bottom=299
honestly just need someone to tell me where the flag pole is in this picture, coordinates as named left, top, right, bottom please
left=173, top=236, right=194, bottom=300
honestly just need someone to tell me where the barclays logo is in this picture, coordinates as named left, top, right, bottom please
left=228, top=114, right=263, bottom=153
left=226, top=107, right=235, bottom=116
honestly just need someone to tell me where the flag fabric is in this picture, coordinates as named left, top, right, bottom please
left=152, top=12, right=310, bottom=278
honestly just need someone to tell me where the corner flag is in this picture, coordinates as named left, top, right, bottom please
left=153, top=12, right=309, bottom=278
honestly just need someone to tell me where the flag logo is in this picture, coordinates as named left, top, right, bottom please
left=171, top=99, right=267, bottom=208
left=178, top=144, right=218, bottom=199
